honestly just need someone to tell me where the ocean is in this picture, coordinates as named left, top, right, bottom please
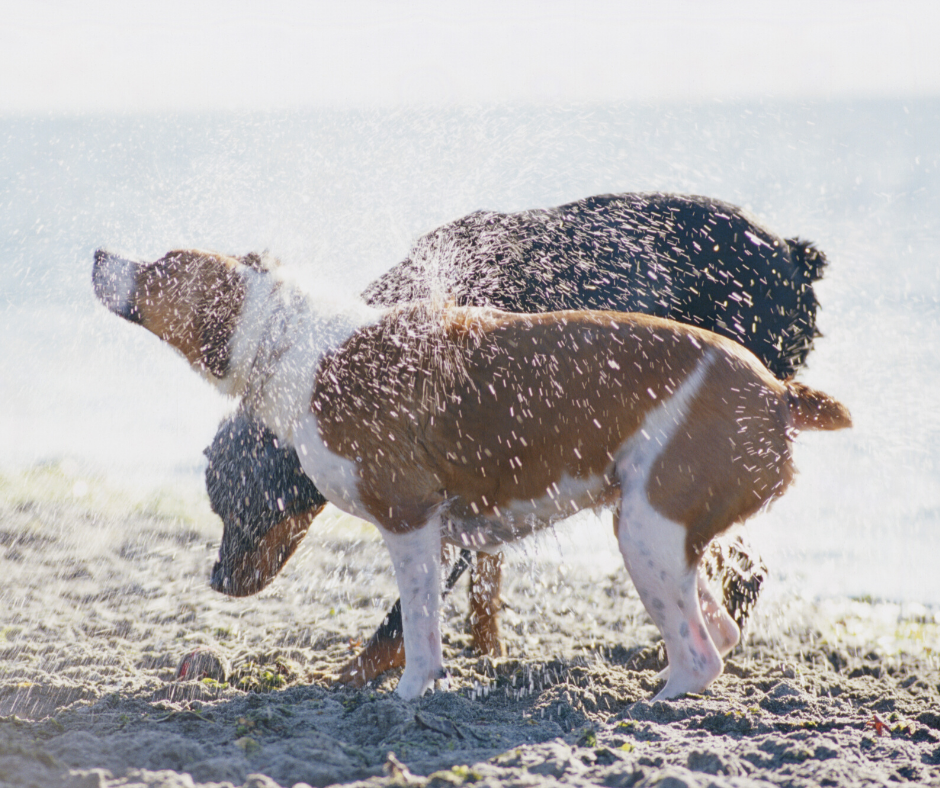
left=1, top=100, right=938, bottom=604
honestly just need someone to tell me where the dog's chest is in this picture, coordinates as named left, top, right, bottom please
left=293, top=414, right=374, bottom=522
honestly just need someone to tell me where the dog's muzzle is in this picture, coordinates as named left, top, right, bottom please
left=93, top=249, right=142, bottom=324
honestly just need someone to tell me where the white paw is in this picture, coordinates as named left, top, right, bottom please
left=652, top=682, right=688, bottom=702
left=651, top=660, right=722, bottom=701
left=395, top=667, right=447, bottom=701
left=395, top=669, right=433, bottom=700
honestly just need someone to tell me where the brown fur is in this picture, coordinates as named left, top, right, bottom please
left=313, top=308, right=695, bottom=532
left=220, top=508, right=322, bottom=597
left=133, top=250, right=246, bottom=377
left=787, top=381, right=854, bottom=431
left=469, top=552, right=504, bottom=656
left=336, top=629, right=405, bottom=688
left=312, top=306, right=827, bottom=562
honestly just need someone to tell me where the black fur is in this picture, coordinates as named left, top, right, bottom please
left=206, top=409, right=325, bottom=592
left=206, top=192, right=827, bottom=609
left=364, top=193, right=824, bottom=379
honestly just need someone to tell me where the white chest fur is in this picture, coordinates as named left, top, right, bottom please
left=224, top=270, right=381, bottom=447
left=294, top=414, right=374, bottom=523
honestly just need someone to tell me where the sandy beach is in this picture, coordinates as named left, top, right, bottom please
left=1, top=467, right=938, bottom=788
left=3, top=1, right=940, bottom=783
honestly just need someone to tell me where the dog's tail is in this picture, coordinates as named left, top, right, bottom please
left=786, top=238, right=828, bottom=283
left=786, top=381, right=852, bottom=432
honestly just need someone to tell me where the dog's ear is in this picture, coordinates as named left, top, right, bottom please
left=239, top=251, right=281, bottom=272
left=201, top=306, right=234, bottom=378
left=200, top=266, right=247, bottom=378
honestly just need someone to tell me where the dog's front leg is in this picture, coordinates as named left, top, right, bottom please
left=380, top=516, right=444, bottom=700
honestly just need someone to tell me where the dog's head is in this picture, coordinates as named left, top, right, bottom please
left=205, top=408, right=326, bottom=596
left=93, top=248, right=264, bottom=378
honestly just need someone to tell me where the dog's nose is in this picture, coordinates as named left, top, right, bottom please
left=92, top=249, right=142, bottom=323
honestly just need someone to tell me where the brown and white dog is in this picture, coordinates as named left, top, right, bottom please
left=93, top=248, right=851, bottom=700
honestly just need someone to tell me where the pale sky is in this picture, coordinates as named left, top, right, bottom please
left=1, top=0, right=939, bottom=113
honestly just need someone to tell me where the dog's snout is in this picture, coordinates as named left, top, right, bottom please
left=92, top=249, right=143, bottom=324
left=209, top=560, right=231, bottom=594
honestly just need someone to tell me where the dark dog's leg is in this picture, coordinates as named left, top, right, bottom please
left=335, top=549, right=474, bottom=686
left=334, top=599, right=405, bottom=687
left=704, top=535, right=768, bottom=635
left=469, top=552, right=504, bottom=656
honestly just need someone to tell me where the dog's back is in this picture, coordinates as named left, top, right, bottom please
left=363, top=193, right=824, bottom=379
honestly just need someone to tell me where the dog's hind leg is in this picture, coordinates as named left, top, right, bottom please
left=470, top=552, right=504, bottom=656
left=616, top=489, right=723, bottom=701
left=381, top=516, right=446, bottom=700
left=653, top=566, right=741, bottom=684
left=697, top=567, right=740, bottom=658
left=713, top=535, right=768, bottom=634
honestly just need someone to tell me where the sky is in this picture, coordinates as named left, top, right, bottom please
left=1, top=0, right=939, bottom=114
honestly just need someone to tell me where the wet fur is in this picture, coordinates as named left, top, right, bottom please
left=203, top=192, right=828, bottom=683
left=93, top=248, right=850, bottom=700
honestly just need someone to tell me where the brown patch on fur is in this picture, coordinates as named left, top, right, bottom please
left=313, top=307, right=711, bottom=533
left=217, top=506, right=321, bottom=597
left=470, top=552, right=504, bottom=656
left=133, top=250, right=247, bottom=378
left=647, top=353, right=797, bottom=565
left=335, top=629, right=405, bottom=688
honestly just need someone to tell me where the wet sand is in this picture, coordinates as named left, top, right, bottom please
left=1, top=472, right=939, bottom=788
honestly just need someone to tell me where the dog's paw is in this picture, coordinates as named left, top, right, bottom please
left=395, top=666, right=447, bottom=700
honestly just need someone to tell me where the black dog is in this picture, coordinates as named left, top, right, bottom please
left=205, top=192, right=823, bottom=682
